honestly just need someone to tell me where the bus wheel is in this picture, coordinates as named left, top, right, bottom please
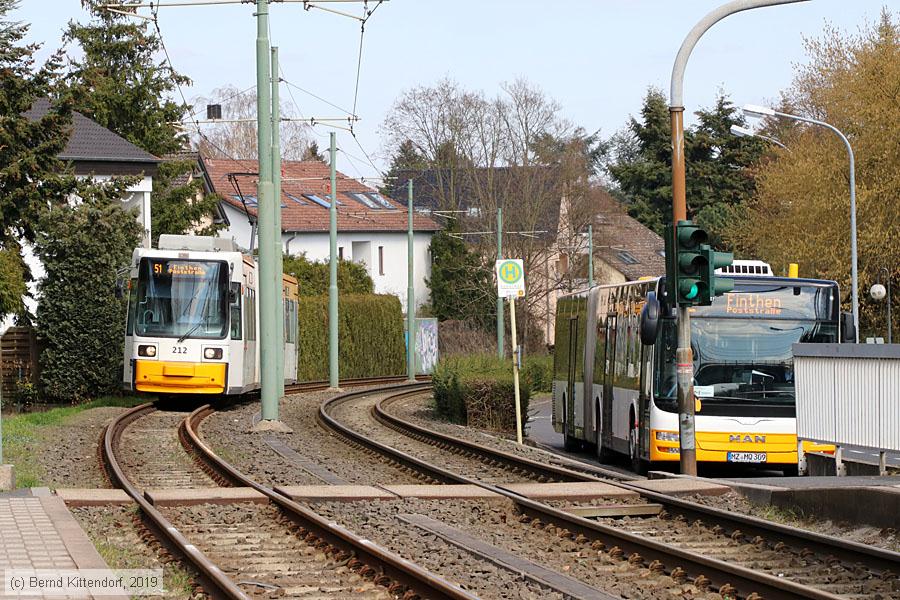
left=628, top=418, right=646, bottom=475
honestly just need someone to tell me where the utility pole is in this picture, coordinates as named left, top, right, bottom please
left=271, top=45, right=285, bottom=399
left=255, top=0, right=282, bottom=426
left=497, top=207, right=504, bottom=358
left=407, top=179, right=416, bottom=382
left=328, top=132, right=339, bottom=389
left=587, top=223, right=594, bottom=288
left=668, top=0, right=805, bottom=474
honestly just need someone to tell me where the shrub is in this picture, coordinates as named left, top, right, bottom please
left=521, top=354, right=553, bottom=394
left=283, top=253, right=373, bottom=296
left=35, top=197, right=141, bottom=403
left=297, top=294, right=405, bottom=381
left=432, top=354, right=530, bottom=434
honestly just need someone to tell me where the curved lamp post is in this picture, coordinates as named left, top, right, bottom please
left=729, top=124, right=789, bottom=150
left=668, top=0, right=809, bottom=476
left=742, top=103, right=859, bottom=343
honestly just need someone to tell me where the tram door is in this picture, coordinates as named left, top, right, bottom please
left=601, top=315, right=617, bottom=448
left=565, top=316, right=579, bottom=438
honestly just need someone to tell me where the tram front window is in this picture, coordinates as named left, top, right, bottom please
left=655, top=318, right=838, bottom=408
left=134, top=258, right=229, bottom=339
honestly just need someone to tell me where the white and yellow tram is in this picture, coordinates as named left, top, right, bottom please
left=123, top=235, right=298, bottom=396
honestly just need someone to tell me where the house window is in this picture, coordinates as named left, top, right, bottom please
left=338, top=247, right=344, bottom=260
left=617, top=251, right=639, bottom=265
left=378, top=246, right=385, bottom=275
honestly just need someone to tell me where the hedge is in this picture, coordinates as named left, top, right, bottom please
left=297, top=294, right=405, bottom=381
left=521, top=354, right=553, bottom=394
left=432, top=354, right=531, bottom=434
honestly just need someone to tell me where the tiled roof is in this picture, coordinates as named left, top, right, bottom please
left=25, top=99, right=159, bottom=164
left=591, top=189, right=665, bottom=280
left=202, top=157, right=441, bottom=234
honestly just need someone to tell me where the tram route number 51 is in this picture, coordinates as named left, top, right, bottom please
left=495, top=259, right=526, bottom=445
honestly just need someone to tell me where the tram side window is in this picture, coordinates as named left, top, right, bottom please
left=230, top=283, right=242, bottom=340
left=126, top=278, right=137, bottom=335
left=244, top=289, right=257, bottom=342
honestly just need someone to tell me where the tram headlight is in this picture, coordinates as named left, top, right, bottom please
left=203, top=347, right=223, bottom=360
left=138, top=344, right=157, bottom=358
left=655, top=430, right=679, bottom=442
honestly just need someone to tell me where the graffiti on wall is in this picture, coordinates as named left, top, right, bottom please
left=415, top=318, right=438, bottom=374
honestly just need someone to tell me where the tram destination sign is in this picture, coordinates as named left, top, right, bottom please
left=496, top=259, right=525, bottom=298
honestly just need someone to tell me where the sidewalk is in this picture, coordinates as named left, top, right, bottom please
left=0, top=490, right=127, bottom=599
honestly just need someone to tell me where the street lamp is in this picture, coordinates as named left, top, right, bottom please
left=870, top=267, right=892, bottom=344
left=742, top=103, right=859, bottom=343
left=729, top=124, right=788, bottom=150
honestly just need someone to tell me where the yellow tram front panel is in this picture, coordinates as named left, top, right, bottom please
left=135, top=360, right=226, bottom=394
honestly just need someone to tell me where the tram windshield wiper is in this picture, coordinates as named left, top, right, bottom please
left=177, top=322, right=204, bottom=343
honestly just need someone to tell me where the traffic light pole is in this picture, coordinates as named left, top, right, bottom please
left=669, top=0, right=804, bottom=475
left=671, top=108, right=697, bottom=475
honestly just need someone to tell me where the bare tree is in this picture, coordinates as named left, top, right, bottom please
left=382, top=78, right=599, bottom=350
left=194, top=85, right=314, bottom=161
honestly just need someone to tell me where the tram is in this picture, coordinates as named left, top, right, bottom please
left=122, top=235, right=299, bottom=396
left=552, top=265, right=849, bottom=473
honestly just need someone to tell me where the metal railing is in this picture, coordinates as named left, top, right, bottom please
left=794, top=343, right=900, bottom=475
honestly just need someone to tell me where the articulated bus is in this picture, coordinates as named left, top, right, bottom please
left=552, top=271, right=848, bottom=473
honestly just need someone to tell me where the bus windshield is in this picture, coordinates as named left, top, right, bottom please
left=134, top=258, right=229, bottom=339
left=655, top=282, right=839, bottom=408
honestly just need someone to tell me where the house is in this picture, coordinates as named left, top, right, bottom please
left=25, top=99, right=159, bottom=247
left=200, top=157, right=441, bottom=312
left=388, top=168, right=664, bottom=345
left=3, top=100, right=160, bottom=331
left=535, top=188, right=666, bottom=343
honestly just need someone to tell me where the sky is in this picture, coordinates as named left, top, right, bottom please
left=15, top=0, right=896, bottom=179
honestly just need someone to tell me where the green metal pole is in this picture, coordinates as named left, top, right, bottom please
left=328, top=132, right=339, bottom=388
left=256, top=0, right=278, bottom=421
left=588, top=223, right=593, bottom=288
left=497, top=207, right=504, bottom=358
left=407, top=179, right=415, bottom=382
left=271, top=45, right=284, bottom=399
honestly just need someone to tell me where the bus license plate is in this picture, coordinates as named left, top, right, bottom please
left=727, top=452, right=766, bottom=463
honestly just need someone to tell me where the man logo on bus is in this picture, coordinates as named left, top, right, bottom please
left=730, top=434, right=766, bottom=443
left=499, top=261, right=522, bottom=284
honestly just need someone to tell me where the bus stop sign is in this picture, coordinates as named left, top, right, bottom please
left=496, top=259, right=525, bottom=298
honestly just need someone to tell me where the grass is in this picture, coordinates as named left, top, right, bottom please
left=81, top=505, right=196, bottom=598
left=2, top=395, right=144, bottom=488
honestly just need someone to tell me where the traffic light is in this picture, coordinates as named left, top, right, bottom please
left=699, top=244, right=734, bottom=303
left=665, top=220, right=708, bottom=306
left=665, top=221, right=735, bottom=306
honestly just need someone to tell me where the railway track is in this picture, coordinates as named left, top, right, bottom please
left=101, top=377, right=475, bottom=600
left=317, top=383, right=900, bottom=600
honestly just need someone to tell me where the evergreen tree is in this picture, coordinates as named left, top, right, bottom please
left=35, top=184, right=141, bottom=402
left=300, top=142, right=325, bottom=162
left=381, top=139, right=428, bottom=195
left=282, top=253, right=374, bottom=296
left=64, top=0, right=187, bottom=157
left=426, top=228, right=492, bottom=327
left=64, top=1, right=221, bottom=241
left=605, top=88, right=764, bottom=246
left=0, top=0, right=85, bottom=318
left=150, top=158, right=222, bottom=247
left=0, top=0, right=73, bottom=245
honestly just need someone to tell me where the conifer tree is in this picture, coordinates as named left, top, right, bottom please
left=64, top=0, right=221, bottom=241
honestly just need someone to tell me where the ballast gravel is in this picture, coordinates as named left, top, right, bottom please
left=314, top=497, right=726, bottom=600
left=200, top=389, right=422, bottom=487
